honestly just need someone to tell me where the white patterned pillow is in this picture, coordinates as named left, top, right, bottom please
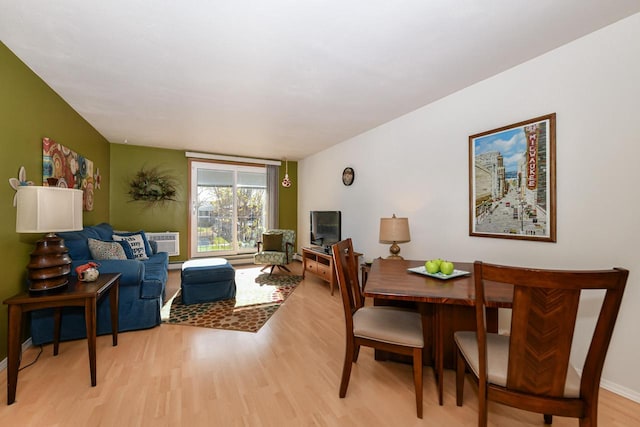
left=112, top=233, right=149, bottom=260
left=88, top=238, right=127, bottom=260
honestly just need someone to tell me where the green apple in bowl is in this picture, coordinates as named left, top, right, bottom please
left=440, top=261, right=455, bottom=275
left=425, top=260, right=440, bottom=274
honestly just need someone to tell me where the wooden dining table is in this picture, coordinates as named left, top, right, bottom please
left=363, top=258, right=513, bottom=405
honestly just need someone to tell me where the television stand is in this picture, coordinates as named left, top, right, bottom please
left=302, top=247, right=361, bottom=295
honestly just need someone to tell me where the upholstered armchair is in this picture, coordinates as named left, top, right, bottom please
left=253, top=229, right=296, bottom=275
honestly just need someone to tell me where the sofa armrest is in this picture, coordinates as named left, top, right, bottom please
left=140, top=256, right=168, bottom=299
left=70, top=259, right=144, bottom=288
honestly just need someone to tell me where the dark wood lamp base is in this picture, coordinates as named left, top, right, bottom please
left=27, top=234, right=72, bottom=295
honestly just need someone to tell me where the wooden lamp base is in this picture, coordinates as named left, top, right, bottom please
left=27, top=234, right=72, bottom=295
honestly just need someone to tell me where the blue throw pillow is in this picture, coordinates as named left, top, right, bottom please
left=112, top=231, right=152, bottom=259
left=116, top=240, right=135, bottom=259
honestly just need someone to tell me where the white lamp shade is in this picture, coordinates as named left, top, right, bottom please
left=379, top=215, right=411, bottom=243
left=16, top=186, right=83, bottom=233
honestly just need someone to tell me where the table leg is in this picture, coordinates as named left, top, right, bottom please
left=6, top=304, right=22, bottom=405
left=434, top=305, right=444, bottom=405
left=361, top=267, right=369, bottom=290
left=486, top=308, right=498, bottom=333
left=84, top=297, right=97, bottom=387
left=418, top=303, right=434, bottom=366
left=109, top=280, right=119, bottom=346
left=53, top=307, right=62, bottom=356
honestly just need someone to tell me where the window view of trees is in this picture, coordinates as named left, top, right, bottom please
left=196, top=168, right=266, bottom=254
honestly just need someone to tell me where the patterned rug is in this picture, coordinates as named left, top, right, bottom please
left=161, top=267, right=302, bottom=332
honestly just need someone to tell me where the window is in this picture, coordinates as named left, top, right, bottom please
left=190, top=161, right=267, bottom=257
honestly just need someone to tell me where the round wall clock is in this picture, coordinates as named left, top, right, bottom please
left=342, top=167, right=355, bottom=186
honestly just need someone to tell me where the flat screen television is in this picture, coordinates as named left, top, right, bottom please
left=310, top=210, right=341, bottom=249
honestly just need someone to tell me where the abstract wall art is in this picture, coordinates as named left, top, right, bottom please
left=42, top=137, right=95, bottom=211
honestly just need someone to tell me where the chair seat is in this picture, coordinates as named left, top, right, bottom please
left=254, top=251, right=288, bottom=265
left=354, top=306, right=424, bottom=348
left=454, top=331, right=581, bottom=398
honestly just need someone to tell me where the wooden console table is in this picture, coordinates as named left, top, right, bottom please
left=3, top=273, right=121, bottom=405
left=302, top=247, right=361, bottom=295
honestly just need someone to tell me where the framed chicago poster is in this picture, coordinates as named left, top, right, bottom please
left=469, top=113, right=556, bottom=242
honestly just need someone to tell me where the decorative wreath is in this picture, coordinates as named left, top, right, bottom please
left=128, top=167, right=177, bottom=203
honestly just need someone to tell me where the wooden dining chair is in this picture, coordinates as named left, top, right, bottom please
left=331, top=239, right=425, bottom=418
left=454, top=261, right=629, bottom=427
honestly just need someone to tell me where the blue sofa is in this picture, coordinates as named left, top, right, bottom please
left=30, top=223, right=168, bottom=345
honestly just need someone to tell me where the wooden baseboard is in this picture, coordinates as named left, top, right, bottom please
left=0, top=337, right=33, bottom=372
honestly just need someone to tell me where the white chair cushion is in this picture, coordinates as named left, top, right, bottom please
left=353, top=306, right=424, bottom=348
left=454, top=331, right=581, bottom=398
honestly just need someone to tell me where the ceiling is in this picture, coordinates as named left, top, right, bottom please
left=1, top=1, right=639, bottom=161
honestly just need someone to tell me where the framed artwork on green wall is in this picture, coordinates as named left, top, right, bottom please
left=42, top=137, right=96, bottom=211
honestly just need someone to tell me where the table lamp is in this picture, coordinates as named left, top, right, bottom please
left=16, top=186, right=83, bottom=294
left=379, top=214, right=410, bottom=259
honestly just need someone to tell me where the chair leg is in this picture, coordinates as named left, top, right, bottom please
left=278, top=265, right=291, bottom=273
left=578, top=396, right=598, bottom=427
left=413, top=347, right=423, bottom=419
left=353, top=344, right=361, bottom=362
left=578, top=414, right=595, bottom=427
left=478, top=378, right=488, bottom=427
left=269, top=265, right=276, bottom=276
left=339, top=339, right=355, bottom=398
left=456, top=347, right=465, bottom=406
left=544, top=414, right=553, bottom=424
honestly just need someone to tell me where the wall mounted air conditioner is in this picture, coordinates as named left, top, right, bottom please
left=146, top=232, right=180, bottom=256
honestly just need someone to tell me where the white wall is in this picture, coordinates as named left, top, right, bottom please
left=299, top=13, right=640, bottom=400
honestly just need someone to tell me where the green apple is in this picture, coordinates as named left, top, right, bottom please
left=440, top=261, right=455, bottom=275
left=425, top=260, right=440, bottom=274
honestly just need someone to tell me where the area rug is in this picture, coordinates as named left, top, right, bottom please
left=161, top=267, right=302, bottom=332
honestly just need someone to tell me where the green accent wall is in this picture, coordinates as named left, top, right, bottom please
left=110, top=144, right=298, bottom=259
left=109, top=144, right=189, bottom=260
left=278, top=161, right=298, bottom=248
left=0, top=42, right=110, bottom=359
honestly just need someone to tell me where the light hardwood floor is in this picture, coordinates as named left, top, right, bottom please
left=1, top=262, right=639, bottom=426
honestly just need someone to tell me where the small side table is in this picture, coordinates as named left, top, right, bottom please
left=3, top=272, right=121, bottom=405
